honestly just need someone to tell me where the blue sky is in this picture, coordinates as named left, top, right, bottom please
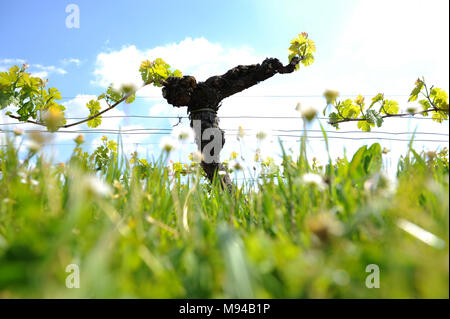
left=0, top=0, right=449, bottom=172
left=1, top=0, right=350, bottom=95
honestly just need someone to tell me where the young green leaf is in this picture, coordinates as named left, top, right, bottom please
left=408, top=78, right=424, bottom=102
left=382, top=100, right=399, bottom=115
left=357, top=120, right=374, bottom=132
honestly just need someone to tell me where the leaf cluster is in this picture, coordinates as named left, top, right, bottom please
left=3, top=58, right=183, bottom=130
left=409, top=78, right=448, bottom=123
left=288, top=32, right=316, bottom=70
left=327, top=78, right=448, bottom=131
left=139, top=58, right=182, bottom=87
left=73, top=135, right=118, bottom=171
left=0, top=64, right=66, bottom=127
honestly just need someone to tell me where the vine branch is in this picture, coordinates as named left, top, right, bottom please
left=8, top=84, right=147, bottom=129
left=328, top=107, right=446, bottom=125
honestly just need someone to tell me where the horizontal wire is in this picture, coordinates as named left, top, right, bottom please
left=1, top=137, right=448, bottom=148
left=1, top=130, right=447, bottom=143
left=55, top=94, right=412, bottom=100
left=0, top=115, right=332, bottom=123
left=0, top=128, right=448, bottom=137
left=0, top=114, right=440, bottom=124
left=230, top=129, right=448, bottom=136
left=67, top=115, right=436, bottom=120
left=217, top=115, right=436, bottom=120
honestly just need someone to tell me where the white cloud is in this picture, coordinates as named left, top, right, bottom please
left=0, top=59, right=25, bottom=64
left=0, top=59, right=25, bottom=73
left=0, top=58, right=26, bottom=65
left=33, top=64, right=67, bottom=76
left=91, top=37, right=262, bottom=91
left=61, top=58, right=81, bottom=67
left=62, top=94, right=95, bottom=119
left=149, top=103, right=170, bottom=116
left=0, top=59, right=68, bottom=78
left=29, top=72, right=48, bottom=78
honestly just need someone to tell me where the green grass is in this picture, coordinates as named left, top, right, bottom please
left=0, top=133, right=448, bottom=298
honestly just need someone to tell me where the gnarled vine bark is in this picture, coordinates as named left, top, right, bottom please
left=161, top=57, right=300, bottom=190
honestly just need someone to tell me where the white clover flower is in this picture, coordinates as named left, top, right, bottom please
left=426, top=151, right=436, bottom=161
left=296, top=103, right=319, bottom=122
left=323, top=90, right=339, bottom=105
left=159, top=136, right=180, bottom=153
left=25, top=140, right=42, bottom=152
left=192, top=150, right=203, bottom=163
left=364, top=172, right=397, bottom=195
left=30, top=179, right=39, bottom=186
left=167, top=162, right=175, bottom=176
left=229, top=159, right=246, bottom=171
left=2, top=198, right=14, bottom=204
left=172, top=126, right=195, bottom=141
left=26, top=132, right=47, bottom=152
left=119, top=82, right=138, bottom=94
left=386, top=175, right=398, bottom=195
left=302, top=106, right=319, bottom=122
left=302, top=172, right=327, bottom=190
left=256, top=130, right=268, bottom=141
left=306, top=212, right=344, bottom=243
left=237, top=126, right=246, bottom=138
left=364, top=179, right=374, bottom=193
left=13, top=127, right=24, bottom=136
left=332, top=269, right=350, bottom=286
left=17, top=171, right=27, bottom=179
left=254, top=148, right=261, bottom=162
left=84, top=175, right=112, bottom=197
